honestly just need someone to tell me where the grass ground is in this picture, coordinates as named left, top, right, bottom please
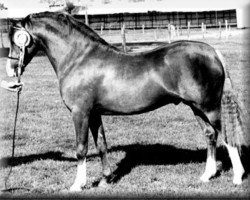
left=0, top=28, right=249, bottom=198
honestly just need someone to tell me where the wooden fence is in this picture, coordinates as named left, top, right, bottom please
left=75, top=9, right=237, bottom=30
left=0, top=9, right=237, bottom=33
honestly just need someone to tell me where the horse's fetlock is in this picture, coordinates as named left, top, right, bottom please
left=76, top=144, right=87, bottom=160
left=103, top=167, right=112, bottom=177
left=205, top=131, right=216, bottom=139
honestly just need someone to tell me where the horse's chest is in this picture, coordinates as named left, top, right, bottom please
left=59, top=72, right=99, bottom=110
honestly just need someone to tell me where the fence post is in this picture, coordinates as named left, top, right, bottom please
left=187, top=21, right=191, bottom=40
left=204, top=24, right=206, bottom=37
left=0, top=30, right=4, bottom=48
left=121, top=24, right=127, bottom=53
left=101, top=24, right=103, bottom=35
left=157, top=26, right=159, bottom=40
left=176, top=25, right=180, bottom=39
left=219, top=21, right=222, bottom=39
left=201, top=22, right=204, bottom=39
left=168, top=24, right=171, bottom=43
left=154, top=29, right=157, bottom=41
left=85, top=10, right=89, bottom=26
left=225, top=20, right=228, bottom=39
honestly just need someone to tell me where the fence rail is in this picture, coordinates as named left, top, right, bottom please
left=0, top=23, right=237, bottom=50
left=77, top=9, right=237, bottom=30
left=91, top=22, right=236, bottom=46
left=0, top=9, right=237, bottom=33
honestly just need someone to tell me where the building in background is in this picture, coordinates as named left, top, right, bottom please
left=0, top=0, right=249, bottom=31
left=64, top=0, right=250, bottom=29
left=236, top=4, right=250, bottom=28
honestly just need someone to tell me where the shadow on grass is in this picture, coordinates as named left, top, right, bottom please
left=106, top=144, right=234, bottom=184
left=104, top=144, right=250, bottom=184
left=1, top=144, right=249, bottom=184
left=0, top=151, right=77, bottom=168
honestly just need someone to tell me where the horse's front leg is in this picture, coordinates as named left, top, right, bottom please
left=70, top=107, right=90, bottom=192
left=89, top=113, right=111, bottom=187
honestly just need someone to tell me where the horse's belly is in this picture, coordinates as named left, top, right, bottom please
left=98, top=98, right=175, bottom=115
left=96, top=79, right=179, bottom=115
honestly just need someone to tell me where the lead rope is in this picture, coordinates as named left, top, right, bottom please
left=1, top=46, right=30, bottom=193
left=3, top=85, right=21, bottom=192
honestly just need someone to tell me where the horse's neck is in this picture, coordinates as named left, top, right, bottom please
left=34, top=27, right=96, bottom=78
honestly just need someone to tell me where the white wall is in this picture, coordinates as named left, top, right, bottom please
left=236, top=5, right=250, bottom=28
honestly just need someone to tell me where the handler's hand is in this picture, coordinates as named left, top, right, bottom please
left=1, top=80, right=23, bottom=92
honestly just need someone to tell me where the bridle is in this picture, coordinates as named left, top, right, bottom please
left=9, top=27, right=31, bottom=81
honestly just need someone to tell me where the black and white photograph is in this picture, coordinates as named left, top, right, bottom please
left=0, top=0, right=249, bottom=198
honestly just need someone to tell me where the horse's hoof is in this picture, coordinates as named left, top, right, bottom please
left=233, top=177, right=242, bottom=185
left=200, top=169, right=217, bottom=183
left=98, top=178, right=109, bottom=188
left=200, top=174, right=211, bottom=183
left=69, top=184, right=83, bottom=192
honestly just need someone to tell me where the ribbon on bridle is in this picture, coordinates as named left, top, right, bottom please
left=12, top=27, right=31, bottom=82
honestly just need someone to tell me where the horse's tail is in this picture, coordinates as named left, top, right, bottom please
left=216, top=50, right=246, bottom=152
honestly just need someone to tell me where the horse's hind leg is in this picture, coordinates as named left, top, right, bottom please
left=89, top=113, right=111, bottom=187
left=192, top=108, right=219, bottom=182
left=223, top=142, right=244, bottom=184
left=193, top=105, right=245, bottom=184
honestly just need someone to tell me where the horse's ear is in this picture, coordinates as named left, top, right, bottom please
left=9, top=19, right=22, bottom=27
left=9, top=18, right=18, bottom=25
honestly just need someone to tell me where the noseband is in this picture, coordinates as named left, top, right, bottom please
left=9, top=27, right=31, bottom=80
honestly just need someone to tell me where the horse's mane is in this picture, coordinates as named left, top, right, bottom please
left=23, top=11, right=118, bottom=51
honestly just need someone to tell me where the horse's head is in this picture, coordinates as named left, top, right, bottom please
left=6, top=20, right=38, bottom=77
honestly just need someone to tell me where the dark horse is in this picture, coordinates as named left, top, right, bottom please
left=6, top=12, right=245, bottom=191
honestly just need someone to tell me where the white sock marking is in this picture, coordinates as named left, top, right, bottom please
left=200, top=156, right=217, bottom=182
left=225, top=143, right=244, bottom=185
left=70, top=158, right=87, bottom=192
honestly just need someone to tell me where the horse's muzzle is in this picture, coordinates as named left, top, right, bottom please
left=5, top=59, right=17, bottom=77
